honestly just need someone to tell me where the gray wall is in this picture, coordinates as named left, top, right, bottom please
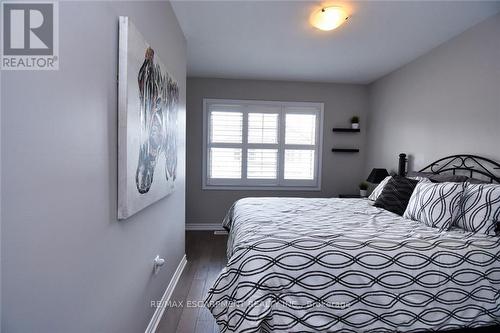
left=0, top=66, right=2, bottom=333
left=365, top=13, right=500, bottom=174
left=1, top=1, right=186, bottom=332
left=186, top=78, right=368, bottom=226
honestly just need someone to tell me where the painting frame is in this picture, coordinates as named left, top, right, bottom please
left=118, top=16, right=179, bottom=219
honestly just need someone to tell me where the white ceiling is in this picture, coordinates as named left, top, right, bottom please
left=171, top=1, right=500, bottom=84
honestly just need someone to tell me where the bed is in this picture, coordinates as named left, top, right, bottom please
left=205, top=155, right=500, bottom=332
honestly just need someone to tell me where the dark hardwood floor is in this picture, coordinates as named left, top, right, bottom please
left=157, top=231, right=227, bottom=333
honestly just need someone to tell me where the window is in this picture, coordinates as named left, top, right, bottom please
left=203, top=99, right=323, bottom=190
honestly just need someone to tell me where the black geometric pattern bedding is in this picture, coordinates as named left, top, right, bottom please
left=404, top=182, right=465, bottom=231
left=205, top=198, right=500, bottom=333
left=454, top=183, right=500, bottom=236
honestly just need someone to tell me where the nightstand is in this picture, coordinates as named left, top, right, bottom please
left=338, top=194, right=362, bottom=198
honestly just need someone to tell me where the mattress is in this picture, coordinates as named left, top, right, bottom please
left=205, top=197, right=500, bottom=333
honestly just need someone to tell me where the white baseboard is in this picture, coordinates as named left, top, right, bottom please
left=186, top=223, right=224, bottom=231
left=145, top=254, right=187, bottom=333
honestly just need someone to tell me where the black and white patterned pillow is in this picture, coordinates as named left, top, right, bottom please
left=454, top=183, right=500, bottom=236
left=403, top=182, right=464, bottom=230
left=374, top=176, right=419, bottom=216
left=368, top=176, right=392, bottom=201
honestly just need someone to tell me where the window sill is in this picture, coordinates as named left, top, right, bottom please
left=202, top=185, right=321, bottom=191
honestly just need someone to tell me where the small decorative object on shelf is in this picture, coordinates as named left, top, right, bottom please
left=359, top=182, right=369, bottom=197
left=332, top=148, right=359, bottom=153
left=350, top=116, right=359, bottom=129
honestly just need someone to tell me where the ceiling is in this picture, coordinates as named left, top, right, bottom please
left=171, top=1, right=500, bottom=84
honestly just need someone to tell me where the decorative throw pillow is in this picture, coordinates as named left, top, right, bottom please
left=429, top=174, right=469, bottom=183
left=454, top=183, right=500, bottom=236
left=368, top=176, right=391, bottom=201
left=403, top=182, right=465, bottom=230
left=374, top=176, right=419, bottom=216
left=406, top=171, right=469, bottom=183
left=467, top=178, right=491, bottom=184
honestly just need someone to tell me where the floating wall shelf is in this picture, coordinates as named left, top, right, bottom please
left=332, top=128, right=360, bottom=133
left=332, top=148, right=360, bottom=153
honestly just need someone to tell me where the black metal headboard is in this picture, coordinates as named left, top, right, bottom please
left=398, top=154, right=500, bottom=183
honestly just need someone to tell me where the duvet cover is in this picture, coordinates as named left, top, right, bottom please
left=205, top=198, right=500, bottom=332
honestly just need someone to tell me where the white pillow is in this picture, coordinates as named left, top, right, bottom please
left=368, top=176, right=391, bottom=201
left=403, top=182, right=465, bottom=230
left=454, top=183, right=500, bottom=236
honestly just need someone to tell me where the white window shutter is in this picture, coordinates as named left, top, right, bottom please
left=204, top=99, right=323, bottom=190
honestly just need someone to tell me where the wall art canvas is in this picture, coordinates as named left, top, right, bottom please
left=118, top=17, right=179, bottom=219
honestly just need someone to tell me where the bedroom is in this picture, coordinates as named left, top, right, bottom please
left=0, top=0, right=499, bottom=332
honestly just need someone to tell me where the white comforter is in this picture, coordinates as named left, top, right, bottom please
left=205, top=197, right=500, bottom=332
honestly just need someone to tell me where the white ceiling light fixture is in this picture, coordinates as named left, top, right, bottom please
left=310, top=6, right=349, bottom=31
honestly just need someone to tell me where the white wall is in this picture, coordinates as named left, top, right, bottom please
left=365, top=13, right=500, bottom=174
left=0, top=1, right=186, bottom=332
left=187, top=78, right=368, bottom=226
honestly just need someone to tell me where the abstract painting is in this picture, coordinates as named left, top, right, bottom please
left=118, top=17, right=179, bottom=219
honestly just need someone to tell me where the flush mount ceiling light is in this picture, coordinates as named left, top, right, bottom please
left=310, top=6, right=349, bottom=31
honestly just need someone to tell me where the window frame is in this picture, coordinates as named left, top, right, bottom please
left=202, top=98, right=324, bottom=191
